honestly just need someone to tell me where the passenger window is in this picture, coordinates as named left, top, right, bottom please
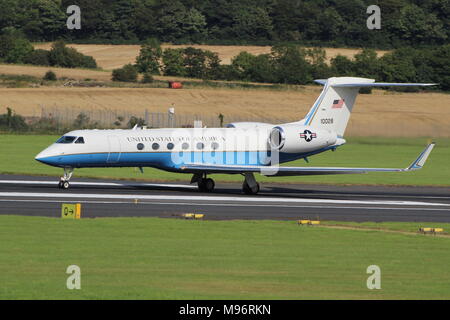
left=152, top=143, right=160, bottom=150
left=197, top=142, right=204, bottom=150
left=211, top=142, right=219, bottom=150
left=56, top=136, right=76, bottom=144
left=137, top=143, right=144, bottom=150
left=167, top=143, right=174, bottom=150
left=75, top=137, right=85, bottom=144
left=182, top=143, right=189, bottom=150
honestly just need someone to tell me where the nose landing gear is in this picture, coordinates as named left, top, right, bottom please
left=58, top=168, right=73, bottom=189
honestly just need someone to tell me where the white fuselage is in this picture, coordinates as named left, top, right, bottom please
left=35, top=125, right=340, bottom=172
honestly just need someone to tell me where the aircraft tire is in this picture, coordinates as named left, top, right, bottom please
left=243, top=182, right=260, bottom=195
left=198, top=179, right=206, bottom=192
left=62, top=181, right=70, bottom=189
left=204, top=178, right=215, bottom=192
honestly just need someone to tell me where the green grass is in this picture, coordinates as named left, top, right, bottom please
left=323, top=220, right=450, bottom=234
left=0, top=134, right=448, bottom=186
left=1, top=215, right=450, bottom=299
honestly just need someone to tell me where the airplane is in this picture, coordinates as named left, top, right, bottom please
left=35, top=77, right=436, bottom=194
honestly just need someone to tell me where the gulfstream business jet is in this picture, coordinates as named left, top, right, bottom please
left=35, top=77, right=435, bottom=194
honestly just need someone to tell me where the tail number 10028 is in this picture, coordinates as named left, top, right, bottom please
left=321, top=118, right=334, bottom=124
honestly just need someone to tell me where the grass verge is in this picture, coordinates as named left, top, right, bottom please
left=0, top=135, right=448, bottom=186
left=0, top=215, right=449, bottom=299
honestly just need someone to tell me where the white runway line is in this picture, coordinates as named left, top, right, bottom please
left=0, top=180, right=196, bottom=189
left=1, top=199, right=450, bottom=212
left=0, top=192, right=448, bottom=207
left=1, top=179, right=449, bottom=200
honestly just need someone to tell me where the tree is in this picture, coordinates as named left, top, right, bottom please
left=392, top=4, right=447, bottom=45
left=230, top=6, right=273, bottom=40
left=135, top=38, right=162, bottom=74
left=0, top=107, right=28, bottom=131
left=141, top=72, right=154, bottom=83
left=112, top=64, right=138, bottom=82
left=378, top=48, right=417, bottom=83
left=353, top=49, right=380, bottom=79
left=0, top=33, right=15, bottom=59
left=271, top=45, right=312, bottom=84
left=24, top=49, right=50, bottom=66
left=180, top=8, right=207, bottom=42
left=231, top=51, right=257, bottom=81
left=182, top=47, right=221, bottom=80
left=306, top=48, right=332, bottom=79
left=162, top=48, right=186, bottom=76
left=330, top=55, right=354, bottom=76
left=43, top=70, right=57, bottom=81
left=247, top=54, right=276, bottom=83
left=48, top=41, right=97, bottom=69
left=5, top=37, right=33, bottom=63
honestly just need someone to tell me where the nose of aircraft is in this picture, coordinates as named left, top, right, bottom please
left=35, top=147, right=58, bottom=165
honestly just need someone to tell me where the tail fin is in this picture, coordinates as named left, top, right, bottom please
left=303, top=77, right=436, bottom=137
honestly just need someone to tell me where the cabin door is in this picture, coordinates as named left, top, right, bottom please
left=107, top=136, right=121, bottom=163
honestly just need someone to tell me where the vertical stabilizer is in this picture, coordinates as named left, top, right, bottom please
left=302, top=77, right=436, bottom=137
left=304, top=77, right=374, bottom=137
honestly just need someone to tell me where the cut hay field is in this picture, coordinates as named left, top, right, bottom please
left=33, top=43, right=389, bottom=70
left=1, top=216, right=449, bottom=299
left=0, top=80, right=448, bottom=137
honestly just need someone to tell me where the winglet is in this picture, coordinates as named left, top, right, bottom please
left=406, top=143, right=435, bottom=171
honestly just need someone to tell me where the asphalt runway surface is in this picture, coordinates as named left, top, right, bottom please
left=0, top=174, right=449, bottom=222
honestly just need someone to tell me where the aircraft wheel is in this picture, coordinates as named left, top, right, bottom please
left=243, top=182, right=260, bottom=195
left=198, top=179, right=206, bottom=192
left=61, top=181, right=70, bottom=189
left=204, top=178, right=215, bottom=192
left=58, top=181, right=63, bottom=189
left=198, top=178, right=215, bottom=192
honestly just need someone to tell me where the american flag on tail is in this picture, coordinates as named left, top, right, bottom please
left=332, top=99, right=345, bottom=109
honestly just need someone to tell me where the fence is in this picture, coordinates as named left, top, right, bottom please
left=30, top=105, right=450, bottom=138
left=37, top=106, right=293, bottom=129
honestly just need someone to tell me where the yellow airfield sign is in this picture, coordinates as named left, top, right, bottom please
left=61, top=203, right=81, bottom=219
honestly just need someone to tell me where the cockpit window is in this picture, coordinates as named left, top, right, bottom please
left=56, top=136, right=77, bottom=144
left=75, top=137, right=85, bottom=144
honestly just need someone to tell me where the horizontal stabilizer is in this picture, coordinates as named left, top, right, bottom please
left=314, top=78, right=437, bottom=87
left=332, top=82, right=437, bottom=88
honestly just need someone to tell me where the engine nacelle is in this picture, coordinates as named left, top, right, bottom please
left=269, top=125, right=337, bottom=153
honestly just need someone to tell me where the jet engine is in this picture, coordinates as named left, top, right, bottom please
left=269, top=125, right=337, bottom=153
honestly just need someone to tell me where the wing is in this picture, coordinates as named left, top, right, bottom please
left=179, top=143, right=435, bottom=177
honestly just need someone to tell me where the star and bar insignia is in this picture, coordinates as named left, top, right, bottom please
left=300, top=130, right=317, bottom=142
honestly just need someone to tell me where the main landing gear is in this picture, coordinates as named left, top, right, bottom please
left=58, top=167, right=73, bottom=189
left=242, top=172, right=260, bottom=195
left=191, top=172, right=260, bottom=195
left=191, top=173, right=215, bottom=192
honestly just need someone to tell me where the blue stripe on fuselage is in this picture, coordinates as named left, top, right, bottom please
left=36, top=147, right=338, bottom=171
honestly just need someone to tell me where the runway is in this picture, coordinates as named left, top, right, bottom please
left=0, top=174, right=449, bottom=222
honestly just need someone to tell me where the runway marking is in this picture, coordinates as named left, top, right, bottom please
left=0, top=192, right=448, bottom=207
left=1, top=180, right=449, bottom=200
left=0, top=180, right=196, bottom=189
left=1, top=199, right=450, bottom=212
